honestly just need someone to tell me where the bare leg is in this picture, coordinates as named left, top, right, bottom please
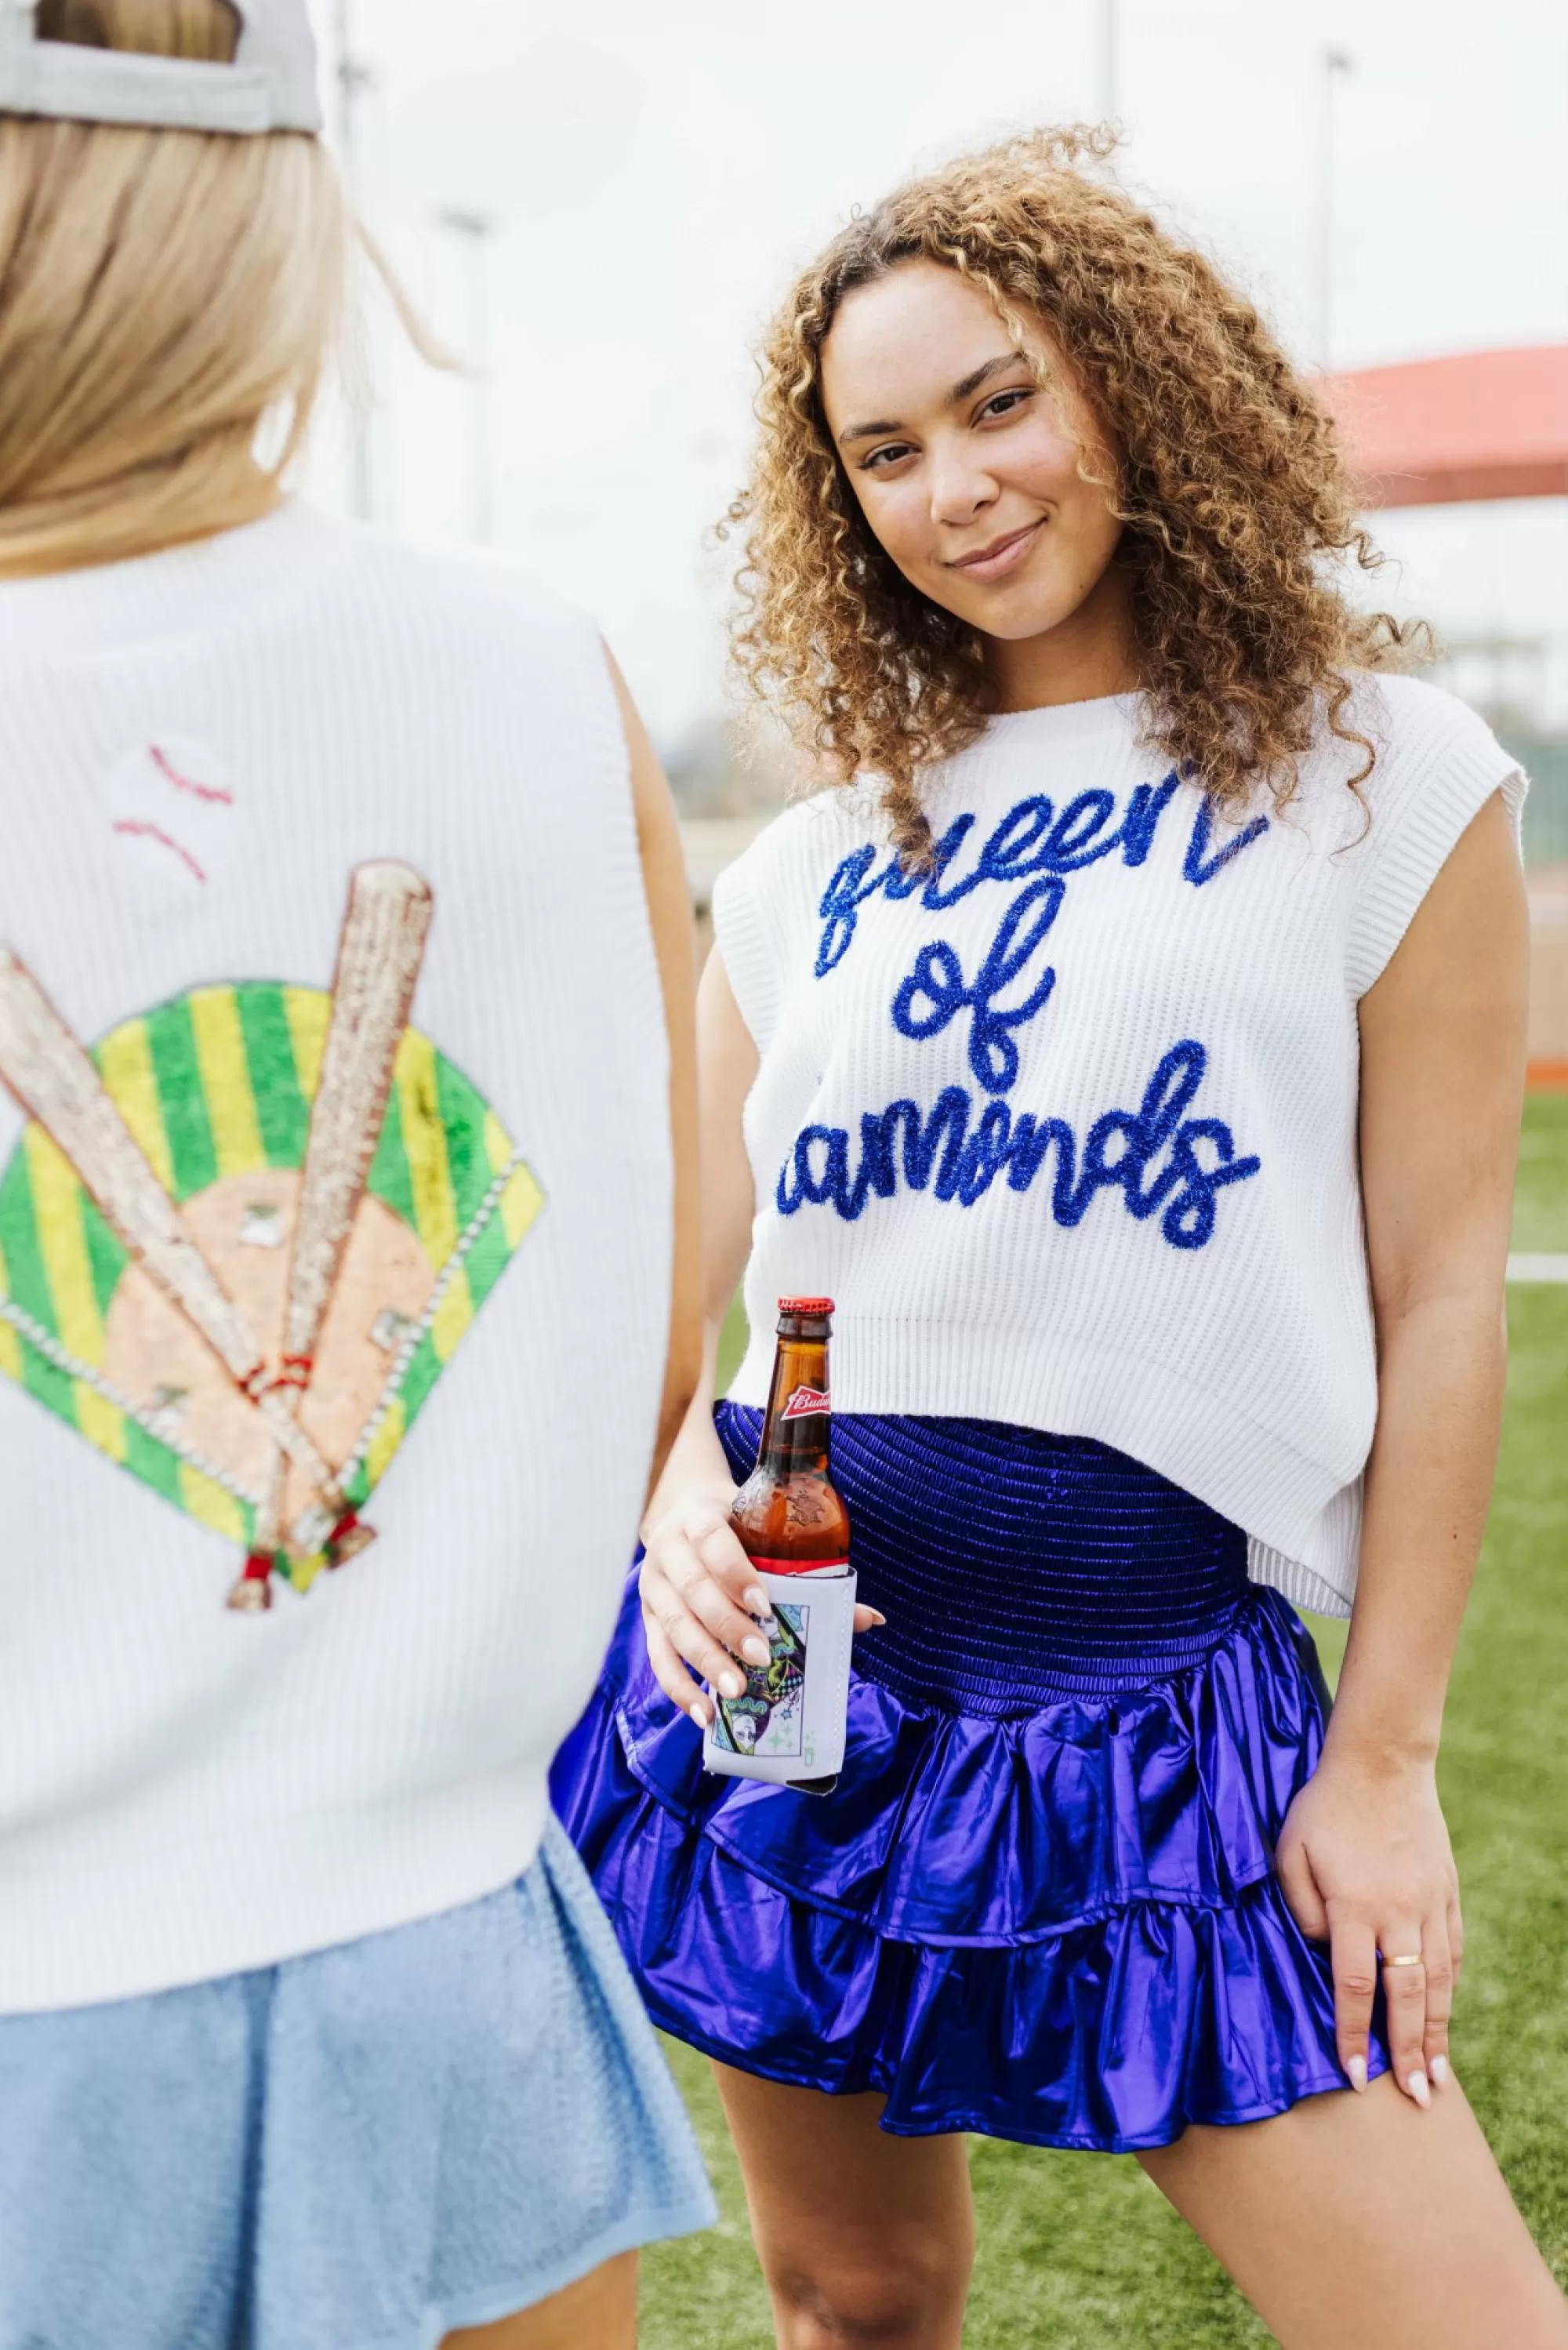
left=441, top=2250, right=637, bottom=2350
left=1142, top=2073, right=1568, bottom=2350
left=713, top=2061, right=975, bottom=2349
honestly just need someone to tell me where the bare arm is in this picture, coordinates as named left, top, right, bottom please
left=636, top=942, right=884, bottom=1727
left=641, top=945, right=760, bottom=1526
left=636, top=947, right=772, bottom=1727
left=604, top=649, right=702, bottom=1505
left=1339, top=788, right=1526, bottom=1763
left=1276, top=788, right=1529, bottom=2105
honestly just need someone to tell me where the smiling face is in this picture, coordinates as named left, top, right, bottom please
left=819, top=260, right=1133, bottom=706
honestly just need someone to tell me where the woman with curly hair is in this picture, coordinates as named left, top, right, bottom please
left=554, top=129, right=1568, bottom=2345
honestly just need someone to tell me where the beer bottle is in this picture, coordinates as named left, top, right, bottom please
left=728, top=1297, right=851, bottom=1571
left=710, top=1298, right=853, bottom=1792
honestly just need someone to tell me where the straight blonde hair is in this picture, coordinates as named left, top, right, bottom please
left=0, top=0, right=348, bottom=574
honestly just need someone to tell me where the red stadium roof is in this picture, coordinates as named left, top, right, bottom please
left=1320, top=345, right=1568, bottom=508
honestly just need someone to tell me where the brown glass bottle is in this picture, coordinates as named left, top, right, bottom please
left=729, top=1298, right=851, bottom=1571
left=727, top=1298, right=851, bottom=1793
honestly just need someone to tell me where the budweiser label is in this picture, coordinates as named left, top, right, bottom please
left=782, top=1384, right=831, bottom=1421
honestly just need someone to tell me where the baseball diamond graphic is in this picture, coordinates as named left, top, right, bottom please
left=0, top=932, right=543, bottom=1606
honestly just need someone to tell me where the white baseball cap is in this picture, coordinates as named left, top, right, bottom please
left=0, top=0, right=321, bottom=133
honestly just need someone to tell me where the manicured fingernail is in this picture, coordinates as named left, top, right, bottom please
left=741, top=1636, right=770, bottom=1666
left=1430, top=2055, right=1450, bottom=2087
left=1408, top=2071, right=1431, bottom=2108
left=1347, top=2055, right=1367, bottom=2093
left=866, top=1611, right=887, bottom=1625
left=743, top=1587, right=770, bottom=1616
left=688, top=1699, right=710, bottom=1727
left=718, top=1669, right=745, bottom=1699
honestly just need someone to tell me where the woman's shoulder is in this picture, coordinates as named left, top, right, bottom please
left=1320, top=672, right=1529, bottom=997
left=1319, top=670, right=1520, bottom=800
left=716, top=786, right=887, bottom=902
left=179, top=507, right=604, bottom=706
left=1285, top=670, right=1523, bottom=852
left=710, top=790, right=887, bottom=1048
left=1373, top=667, right=1515, bottom=750
left=319, top=512, right=593, bottom=646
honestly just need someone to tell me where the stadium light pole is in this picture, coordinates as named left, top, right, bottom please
left=332, top=0, right=375, bottom=519
left=438, top=209, right=498, bottom=546
left=1317, top=45, right=1354, bottom=369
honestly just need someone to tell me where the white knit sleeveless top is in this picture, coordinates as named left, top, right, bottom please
left=715, top=677, right=1523, bottom=1621
left=0, top=504, right=671, bottom=2010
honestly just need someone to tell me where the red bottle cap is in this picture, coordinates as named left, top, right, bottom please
left=779, top=1295, right=834, bottom=1315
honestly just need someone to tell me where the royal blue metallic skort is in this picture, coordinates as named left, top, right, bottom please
left=551, top=1407, right=1390, bottom=2152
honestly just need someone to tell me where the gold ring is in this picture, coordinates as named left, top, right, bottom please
left=1383, top=1952, right=1425, bottom=1968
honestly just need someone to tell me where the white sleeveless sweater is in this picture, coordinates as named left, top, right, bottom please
left=715, top=678, right=1523, bottom=1620
left=0, top=504, right=671, bottom=2011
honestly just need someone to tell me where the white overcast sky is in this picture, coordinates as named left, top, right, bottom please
left=304, top=0, right=1568, bottom=743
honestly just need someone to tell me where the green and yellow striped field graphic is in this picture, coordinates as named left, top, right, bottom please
left=0, top=981, right=543, bottom=1573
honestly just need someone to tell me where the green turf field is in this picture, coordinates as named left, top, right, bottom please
left=1515, top=1092, right=1568, bottom=1253
left=641, top=1097, right=1568, bottom=2345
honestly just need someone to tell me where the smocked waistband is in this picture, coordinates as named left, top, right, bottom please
left=715, top=1404, right=1249, bottom=1715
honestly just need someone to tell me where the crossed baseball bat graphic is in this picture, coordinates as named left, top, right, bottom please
left=0, top=862, right=434, bottom=1611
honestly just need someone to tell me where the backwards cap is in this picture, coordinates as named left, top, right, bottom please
left=0, top=0, right=321, bottom=133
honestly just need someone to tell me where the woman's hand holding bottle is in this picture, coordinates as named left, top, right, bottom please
left=639, top=1487, right=771, bottom=1729
left=638, top=1483, right=885, bottom=1730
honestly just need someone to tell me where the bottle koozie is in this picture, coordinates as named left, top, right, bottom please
left=706, top=1294, right=853, bottom=1792
left=702, top=1560, right=857, bottom=1786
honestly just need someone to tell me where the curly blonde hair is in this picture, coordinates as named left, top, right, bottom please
left=725, top=126, right=1414, bottom=866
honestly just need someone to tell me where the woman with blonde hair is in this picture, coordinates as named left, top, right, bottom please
left=0, top=3, right=713, bottom=2344
left=555, top=129, right=1568, bottom=2346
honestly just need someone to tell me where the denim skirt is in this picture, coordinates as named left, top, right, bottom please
left=0, top=1817, right=714, bottom=2350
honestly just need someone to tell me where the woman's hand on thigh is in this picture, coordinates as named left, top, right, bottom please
left=1276, top=1750, right=1462, bottom=2107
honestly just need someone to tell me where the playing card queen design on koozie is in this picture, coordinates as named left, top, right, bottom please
left=0, top=865, right=543, bottom=1608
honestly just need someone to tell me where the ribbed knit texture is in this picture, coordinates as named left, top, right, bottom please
left=0, top=503, right=672, bottom=2011
left=715, top=678, right=1524, bottom=1618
